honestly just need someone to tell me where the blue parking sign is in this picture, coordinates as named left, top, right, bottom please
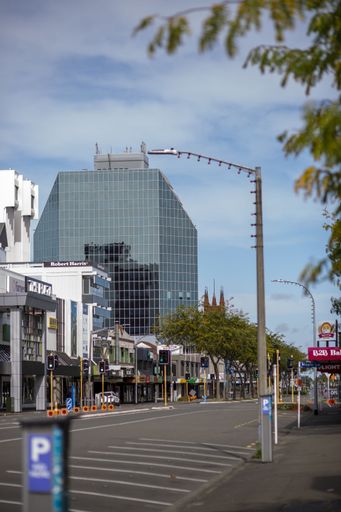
left=28, top=434, right=52, bottom=493
left=262, top=397, right=271, bottom=415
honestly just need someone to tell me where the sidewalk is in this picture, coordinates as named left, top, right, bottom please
left=169, top=403, right=341, bottom=512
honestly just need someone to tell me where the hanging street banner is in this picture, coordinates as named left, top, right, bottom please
left=308, top=347, right=341, bottom=361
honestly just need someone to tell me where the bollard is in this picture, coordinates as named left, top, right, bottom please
left=82, top=406, right=89, bottom=413
left=91, top=405, right=97, bottom=412
left=101, top=404, right=107, bottom=412
left=21, top=416, right=71, bottom=512
left=108, top=404, right=114, bottom=411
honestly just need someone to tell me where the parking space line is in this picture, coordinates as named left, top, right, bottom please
left=70, top=475, right=190, bottom=493
left=70, top=489, right=172, bottom=507
left=90, top=449, right=232, bottom=467
left=71, top=455, right=221, bottom=474
left=108, top=444, right=240, bottom=460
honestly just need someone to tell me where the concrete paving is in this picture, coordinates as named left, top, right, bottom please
left=168, top=402, right=341, bottom=512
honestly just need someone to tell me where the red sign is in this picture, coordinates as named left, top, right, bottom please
left=308, top=347, right=341, bottom=361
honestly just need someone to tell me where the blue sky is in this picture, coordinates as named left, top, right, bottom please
left=0, top=0, right=338, bottom=351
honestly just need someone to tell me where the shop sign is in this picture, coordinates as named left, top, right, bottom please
left=48, top=317, right=57, bottom=330
left=25, top=276, right=52, bottom=297
left=308, top=347, right=341, bottom=361
left=318, top=322, right=335, bottom=339
left=317, top=363, right=341, bottom=373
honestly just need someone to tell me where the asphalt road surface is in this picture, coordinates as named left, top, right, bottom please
left=0, top=401, right=259, bottom=511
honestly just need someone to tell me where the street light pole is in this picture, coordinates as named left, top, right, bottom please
left=272, top=279, right=318, bottom=414
left=148, top=148, right=272, bottom=462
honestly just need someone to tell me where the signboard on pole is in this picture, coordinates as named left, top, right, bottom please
left=28, top=434, right=52, bottom=493
left=308, top=347, right=341, bottom=361
left=318, top=321, right=335, bottom=340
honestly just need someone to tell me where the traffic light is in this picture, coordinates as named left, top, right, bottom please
left=104, top=359, right=109, bottom=372
left=159, top=350, right=170, bottom=365
left=54, top=354, right=59, bottom=369
left=287, top=356, right=294, bottom=369
left=99, top=360, right=105, bottom=373
left=83, top=358, right=89, bottom=373
left=47, top=354, right=55, bottom=370
left=200, top=356, right=209, bottom=368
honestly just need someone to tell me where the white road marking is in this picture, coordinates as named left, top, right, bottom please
left=71, top=455, right=221, bottom=474
left=71, top=409, right=215, bottom=433
left=107, top=444, right=239, bottom=461
left=0, top=437, right=22, bottom=444
left=0, top=482, right=21, bottom=488
left=8, top=467, right=208, bottom=484
left=70, top=475, right=189, bottom=493
left=70, top=489, right=172, bottom=507
left=127, top=440, right=253, bottom=457
left=90, top=449, right=232, bottom=467
left=0, top=499, right=21, bottom=506
left=79, top=408, right=150, bottom=420
left=139, top=438, right=256, bottom=452
left=234, top=419, right=258, bottom=429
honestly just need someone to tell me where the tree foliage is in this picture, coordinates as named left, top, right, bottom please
left=155, top=305, right=306, bottom=398
left=134, top=0, right=341, bottom=301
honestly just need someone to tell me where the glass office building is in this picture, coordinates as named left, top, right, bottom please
left=34, top=150, right=198, bottom=336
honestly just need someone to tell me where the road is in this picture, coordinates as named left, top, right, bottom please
left=0, top=400, right=259, bottom=511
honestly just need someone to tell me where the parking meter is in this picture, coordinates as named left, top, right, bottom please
left=21, top=416, right=71, bottom=512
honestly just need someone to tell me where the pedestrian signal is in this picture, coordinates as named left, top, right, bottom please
left=47, top=354, right=55, bottom=370
left=159, top=350, right=170, bottom=365
left=200, top=356, right=209, bottom=368
left=83, top=358, right=89, bottom=373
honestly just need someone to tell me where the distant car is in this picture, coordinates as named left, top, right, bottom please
left=95, top=391, right=120, bottom=406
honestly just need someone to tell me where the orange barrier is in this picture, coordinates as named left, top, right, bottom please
left=73, top=407, right=80, bottom=413
left=91, top=405, right=97, bottom=412
left=47, top=410, right=54, bottom=417
left=82, top=406, right=90, bottom=413
left=326, top=399, right=335, bottom=407
left=101, top=404, right=107, bottom=412
left=53, top=409, right=60, bottom=416
left=108, top=404, right=114, bottom=411
left=60, top=408, right=68, bottom=416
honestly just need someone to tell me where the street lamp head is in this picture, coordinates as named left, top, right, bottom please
left=148, top=148, right=178, bottom=156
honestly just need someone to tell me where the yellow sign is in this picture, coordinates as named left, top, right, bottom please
left=48, top=317, right=57, bottom=329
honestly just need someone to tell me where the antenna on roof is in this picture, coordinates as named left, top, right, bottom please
left=95, top=143, right=100, bottom=155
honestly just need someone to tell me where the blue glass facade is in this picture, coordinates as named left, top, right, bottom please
left=34, top=162, right=198, bottom=335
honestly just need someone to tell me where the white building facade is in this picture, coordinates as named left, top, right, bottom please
left=0, top=169, right=38, bottom=262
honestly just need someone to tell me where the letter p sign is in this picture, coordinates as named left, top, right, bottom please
left=28, top=434, right=52, bottom=493
left=31, top=436, right=51, bottom=462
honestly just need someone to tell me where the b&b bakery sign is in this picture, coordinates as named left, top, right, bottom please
left=308, top=347, right=341, bottom=361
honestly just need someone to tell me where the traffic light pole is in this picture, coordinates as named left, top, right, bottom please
left=102, top=372, right=105, bottom=405
left=80, top=357, right=83, bottom=408
left=50, top=370, right=53, bottom=411
left=163, top=365, right=167, bottom=407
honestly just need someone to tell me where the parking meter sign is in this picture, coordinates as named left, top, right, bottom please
left=28, top=434, right=52, bottom=493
